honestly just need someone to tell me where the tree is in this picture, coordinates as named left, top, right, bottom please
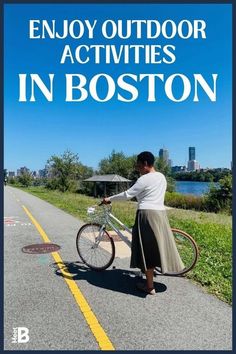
left=47, top=150, right=81, bottom=192
left=172, top=169, right=230, bottom=182
left=98, top=150, right=136, bottom=179
left=154, top=157, right=171, bottom=176
left=155, top=157, right=175, bottom=192
left=77, top=163, right=94, bottom=195
left=77, top=164, right=94, bottom=180
left=97, top=151, right=137, bottom=196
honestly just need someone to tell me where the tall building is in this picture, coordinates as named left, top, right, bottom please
left=188, top=160, right=200, bottom=171
left=17, top=166, right=30, bottom=176
left=187, top=146, right=200, bottom=171
left=8, top=171, right=15, bottom=177
left=168, top=159, right=172, bottom=168
left=159, top=148, right=172, bottom=167
left=159, top=148, right=169, bottom=162
left=189, top=147, right=196, bottom=161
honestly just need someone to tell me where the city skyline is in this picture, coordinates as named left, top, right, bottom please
left=5, top=145, right=231, bottom=175
left=4, top=4, right=232, bottom=172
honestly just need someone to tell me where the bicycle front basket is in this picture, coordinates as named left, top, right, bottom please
left=87, top=206, right=106, bottom=224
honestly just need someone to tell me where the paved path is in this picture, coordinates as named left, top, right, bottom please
left=4, top=186, right=232, bottom=350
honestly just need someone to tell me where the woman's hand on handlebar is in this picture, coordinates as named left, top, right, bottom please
left=101, top=197, right=111, bottom=205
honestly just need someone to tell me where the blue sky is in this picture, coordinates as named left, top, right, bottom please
left=4, top=3, right=232, bottom=171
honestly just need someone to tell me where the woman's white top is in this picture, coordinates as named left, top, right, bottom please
left=108, top=171, right=167, bottom=210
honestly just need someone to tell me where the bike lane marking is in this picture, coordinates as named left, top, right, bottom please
left=22, top=204, right=115, bottom=351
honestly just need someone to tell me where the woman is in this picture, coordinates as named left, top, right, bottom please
left=103, top=151, right=185, bottom=295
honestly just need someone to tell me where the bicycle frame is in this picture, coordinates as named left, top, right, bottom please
left=98, top=209, right=132, bottom=248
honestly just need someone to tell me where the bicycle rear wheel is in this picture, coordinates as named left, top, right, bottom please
left=155, top=228, right=199, bottom=276
left=76, top=223, right=115, bottom=271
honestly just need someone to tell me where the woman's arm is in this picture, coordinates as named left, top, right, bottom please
left=106, top=178, right=144, bottom=202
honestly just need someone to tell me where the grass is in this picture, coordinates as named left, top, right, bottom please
left=15, top=186, right=232, bottom=305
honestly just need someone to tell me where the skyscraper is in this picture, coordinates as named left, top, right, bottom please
left=159, top=148, right=169, bottom=162
left=159, top=148, right=172, bottom=168
left=189, top=147, right=196, bottom=161
left=187, top=146, right=200, bottom=171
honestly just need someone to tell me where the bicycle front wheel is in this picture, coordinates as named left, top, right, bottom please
left=76, top=223, right=115, bottom=271
left=155, top=228, right=199, bottom=276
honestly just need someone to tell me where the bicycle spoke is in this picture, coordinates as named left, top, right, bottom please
left=76, top=224, right=115, bottom=270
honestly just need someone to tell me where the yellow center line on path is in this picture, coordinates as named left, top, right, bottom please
left=22, top=205, right=115, bottom=351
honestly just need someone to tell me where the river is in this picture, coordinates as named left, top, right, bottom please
left=175, top=181, right=216, bottom=196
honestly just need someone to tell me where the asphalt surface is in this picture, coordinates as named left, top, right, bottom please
left=4, top=186, right=232, bottom=350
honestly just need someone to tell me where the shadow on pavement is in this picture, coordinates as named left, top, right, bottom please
left=51, top=261, right=167, bottom=298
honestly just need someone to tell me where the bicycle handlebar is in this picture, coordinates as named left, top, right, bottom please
left=98, top=200, right=111, bottom=206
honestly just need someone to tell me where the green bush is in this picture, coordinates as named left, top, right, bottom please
left=165, top=192, right=206, bottom=211
left=45, top=178, right=59, bottom=190
left=32, top=178, right=45, bottom=187
left=77, top=181, right=96, bottom=196
left=68, top=179, right=79, bottom=193
left=205, top=175, right=232, bottom=214
left=45, top=177, right=80, bottom=193
left=18, top=172, right=33, bottom=187
left=166, top=176, right=176, bottom=192
left=8, top=178, right=16, bottom=185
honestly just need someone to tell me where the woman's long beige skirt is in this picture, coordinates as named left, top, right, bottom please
left=130, top=209, right=185, bottom=274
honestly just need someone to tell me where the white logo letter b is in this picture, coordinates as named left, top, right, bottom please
left=17, top=327, right=29, bottom=343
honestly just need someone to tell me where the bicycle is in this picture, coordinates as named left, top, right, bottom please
left=76, top=203, right=199, bottom=276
